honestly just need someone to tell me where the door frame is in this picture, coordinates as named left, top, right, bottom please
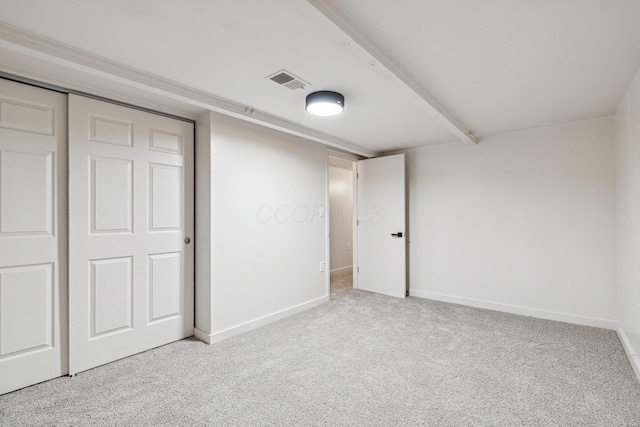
left=326, top=149, right=360, bottom=292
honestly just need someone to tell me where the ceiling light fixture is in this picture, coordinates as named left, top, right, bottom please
left=306, top=91, right=344, bottom=116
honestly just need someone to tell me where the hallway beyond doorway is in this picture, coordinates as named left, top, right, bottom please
left=330, top=268, right=352, bottom=295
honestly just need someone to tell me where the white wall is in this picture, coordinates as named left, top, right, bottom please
left=195, top=112, right=213, bottom=338
left=406, top=117, right=616, bottom=328
left=329, top=166, right=353, bottom=271
left=195, top=112, right=328, bottom=343
left=615, top=67, right=640, bottom=378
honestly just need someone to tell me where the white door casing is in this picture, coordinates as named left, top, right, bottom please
left=68, top=95, right=194, bottom=375
left=0, top=79, right=68, bottom=394
left=356, top=153, right=406, bottom=298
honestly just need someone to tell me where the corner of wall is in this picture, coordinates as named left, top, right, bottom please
left=614, top=65, right=640, bottom=384
left=194, top=111, right=213, bottom=336
left=617, top=325, right=640, bottom=382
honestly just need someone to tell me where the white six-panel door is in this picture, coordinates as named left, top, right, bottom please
left=68, top=95, right=194, bottom=375
left=0, top=79, right=68, bottom=394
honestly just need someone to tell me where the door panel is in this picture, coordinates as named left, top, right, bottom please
left=0, top=79, right=67, bottom=395
left=91, top=156, right=133, bottom=233
left=356, top=153, right=406, bottom=298
left=69, top=95, right=194, bottom=375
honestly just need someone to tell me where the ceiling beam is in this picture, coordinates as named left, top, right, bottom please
left=308, top=0, right=478, bottom=145
left=0, top=22, right=377, bottom=158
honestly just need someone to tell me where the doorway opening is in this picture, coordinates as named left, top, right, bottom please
left=328, top=155, right=355, bottom=295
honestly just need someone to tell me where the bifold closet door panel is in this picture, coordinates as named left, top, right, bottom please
left=68, top=94, right=194, bottom=375
left=0, top=79, right=68, bottom=395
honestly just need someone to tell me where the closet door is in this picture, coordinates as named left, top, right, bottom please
left=68, top=95, right=194, bottom=375
left=0, top=79, right=68, bottom=394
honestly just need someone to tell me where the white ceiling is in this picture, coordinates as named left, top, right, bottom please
left=0, top=0, right=639, bottom=156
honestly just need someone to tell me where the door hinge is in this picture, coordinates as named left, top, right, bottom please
left=357, top=267, right=360, bottom=273
left=357, top=220, right=359, bottom=226
left=357, top=172, right=359, bottom=179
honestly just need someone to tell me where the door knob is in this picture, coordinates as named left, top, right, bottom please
left=184, top=237, right=191, bottom=244
left=391, top=232, right=403, bottom=238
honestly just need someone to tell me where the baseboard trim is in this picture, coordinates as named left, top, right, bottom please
left=193, top=327, right=213, bottom=345
left=410, top=290, right=617, bottom=330
left=617, top=325, right=640, bottom=383
left=330, top=265, right=352, bottom=273
left=206, top=295, right=330, bottom=345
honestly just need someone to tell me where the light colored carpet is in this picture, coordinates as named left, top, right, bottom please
left=1, top=270, right=640, bottom=426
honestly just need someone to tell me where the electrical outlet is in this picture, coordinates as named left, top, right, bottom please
left=320, top=261, right=326, bottom=272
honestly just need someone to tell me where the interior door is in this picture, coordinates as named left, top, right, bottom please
left=68, top=95, right=194, bottom=375
left=356, top=153, right=406, bottom=298
left=0, top=79, right=67, bottom=394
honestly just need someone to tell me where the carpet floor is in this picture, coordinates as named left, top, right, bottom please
left=1, top=270, right=640, bottom=426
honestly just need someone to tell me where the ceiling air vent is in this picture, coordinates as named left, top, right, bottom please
left=267, top=70, right=310, bottom=91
